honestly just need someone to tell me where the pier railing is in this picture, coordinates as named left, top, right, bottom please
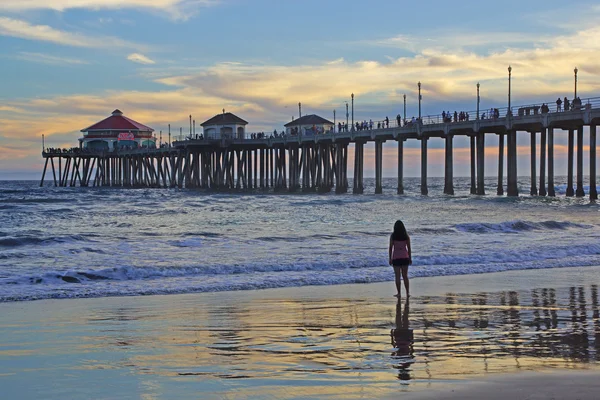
left=175, top=96, right=600, bottom=142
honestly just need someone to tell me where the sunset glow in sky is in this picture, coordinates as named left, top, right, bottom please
left=1, top=0, right=599, bottom=179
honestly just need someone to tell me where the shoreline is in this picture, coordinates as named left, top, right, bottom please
left=3, top=263, right=600, bottom=305
left=2, top=266, right=600, bottom=399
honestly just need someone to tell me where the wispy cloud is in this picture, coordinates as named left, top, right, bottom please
left=127, top=53, right=156, bottom=65
left=0, top=17, right=144, bottom=49
left=0, top=0, right=220, bottom=20
left=15, top=52, right=89, bottom=65
left=371, top=31, right=552, bottom=53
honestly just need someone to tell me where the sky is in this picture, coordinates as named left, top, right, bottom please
left=1, top=0, right=600, bottom=179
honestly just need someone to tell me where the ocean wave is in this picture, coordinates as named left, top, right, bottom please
left=3, top=240, right=600, bottom=291
left=0, top=197, right=73, bottom=204
left=0, top=235, right=95, bottom=248
left=3, top=258, right=600, bottom=302
left=454, top=220, right=592, bottom=234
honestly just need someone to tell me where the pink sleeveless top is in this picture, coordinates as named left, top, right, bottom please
left=392, top=240, right=409, bottom=259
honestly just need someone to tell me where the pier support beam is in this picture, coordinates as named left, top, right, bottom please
left=375, top=140, right=383, bottom=194
left=335, top=143, right=343, bottom=194
left=530, top=132, right=537, bottom=196
left=576, top=126, right=585, bottom=197
left=421, top=137, right=428, bottom=196
left=566, top=129, right=575, bottom=197
left=497, top=133, right=505, bottom=195
left=355, top=142, right=365, bottom=194
left=397, top=139, right=405, bottom=195
left=40, top=158, right=48, bottom=187
left=476, top=133, right=485, bottom=195
left=548, top=128, right=555, bottom=197
left=470, top=136, right=477, bottom=195
left=539, top=128, right=547, bottom=196
left=591, top=124, right=598, bottom=201
left=507, top=130, right=519, bottom=197
left=443, top=135, right=454, bottom=195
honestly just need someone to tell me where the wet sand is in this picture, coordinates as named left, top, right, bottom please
left=1, top=266, right=600, bottom=399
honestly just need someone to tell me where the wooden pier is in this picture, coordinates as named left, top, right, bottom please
left=41, top=98, right=600, bottom=200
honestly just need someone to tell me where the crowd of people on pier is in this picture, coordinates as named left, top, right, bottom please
left=44, top=147, right=102, bottom=154
left=44, top=145, right=162, bottom=155
left=442, top=111, right=472, bottom=123
left=556, top=96, right=583, bottom=112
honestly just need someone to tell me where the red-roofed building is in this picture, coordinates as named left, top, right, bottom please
left=79, top=109, right=156, bottom=150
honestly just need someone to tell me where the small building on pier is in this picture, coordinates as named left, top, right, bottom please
left=284, top=114, right=334, bottom=136
left=80, top=109, right=155, bottom=150
left=201, top=111, right=248, bottom=140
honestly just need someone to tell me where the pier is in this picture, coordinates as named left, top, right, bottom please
left=41, top=97, right=600, bottom=200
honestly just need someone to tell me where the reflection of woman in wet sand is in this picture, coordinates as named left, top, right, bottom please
left=391, top=298, right=414, bottom=376
left=388, top=220, right=412, bottom=297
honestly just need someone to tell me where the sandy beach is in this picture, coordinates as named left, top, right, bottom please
left=2, top=266, right=599, bottom=399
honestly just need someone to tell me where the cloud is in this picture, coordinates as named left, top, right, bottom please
left=15, top=52, right=89, bottom=65
left=371, top=31, right=552, bottom=53
left=2, top=22, right=600, bottom=177
left=0, top=0, right=220, bottom=20
left=127, top=53, right=156, bottom=65
left=0, top=17, right=143, bottom=49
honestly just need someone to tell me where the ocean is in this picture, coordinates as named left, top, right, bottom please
left=1, top=177, right=599, bottom=302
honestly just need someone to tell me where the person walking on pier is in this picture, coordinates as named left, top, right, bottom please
left=556, top=97, right=562, bottom=112
left=389, top=220, right=412, bottom=297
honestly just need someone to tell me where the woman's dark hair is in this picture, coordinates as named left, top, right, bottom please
left=391, top=220, right=408, bottom=241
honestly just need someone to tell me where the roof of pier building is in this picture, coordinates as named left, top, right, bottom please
left=284, top=114, right=333, bottom=127
left=201, top=112, right=248, bottom=127
left=81, top=109, right=154, bottom=132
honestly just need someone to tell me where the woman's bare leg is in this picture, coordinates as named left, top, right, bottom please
left=401, top=266, right=409, bottom=296
left=394, top=266, right=402, bottom=296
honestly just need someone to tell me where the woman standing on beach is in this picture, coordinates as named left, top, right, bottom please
left=389, top=220, right=412, bottom=297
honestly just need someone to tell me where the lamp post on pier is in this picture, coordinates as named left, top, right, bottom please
left=418, top=82, right=422, bottom=120
left=403, top=94, right=406, bottom=125
left=333, top=109, right=336, bottom=132
left=345, top=102, right=349, bottom=131
left=476, top=82, right=480, bottom=120
left=507, top=65, right=512, bottom=116
left=168, top=124, right=171, bottom=147
left=42, top=134, right=45, bottom=152
left=351, top=93, right=355, bottom=131
left=159, top=130, right=162, bottom=147
left=574, top=67, right=578, bottom=99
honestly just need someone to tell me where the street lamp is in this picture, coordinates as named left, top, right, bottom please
left=508, top=65, right=512, bottom=115
left=299, top=102, right=302, bottom=118
left=168, top=124, right=171, bottom=147
left=42, top=134, right=45, bottom=152
left=574, top=67, right=578, bottom=99
left=345, top=101, right=349, bottom=130
left=418, top=82, right=422, bottom=120
left=333, top=109, right=336, bottom=131
left=477, top=82, right=480, bottom=120
left=351, top=93, right=354, bottom=131
left=403, top=94, right=406, bottom=125
left=159, top=130, right=162, bottom=147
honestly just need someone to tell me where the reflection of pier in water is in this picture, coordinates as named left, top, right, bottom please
left=412, top=284, right=600, bottom=377
left=41, top=97, right=600, bottom=199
